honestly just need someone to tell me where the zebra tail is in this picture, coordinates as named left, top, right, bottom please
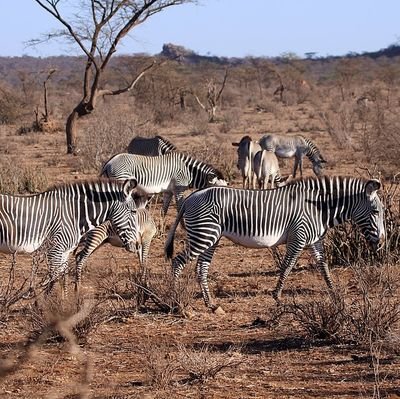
left=165, top=203, right=186, bottom=260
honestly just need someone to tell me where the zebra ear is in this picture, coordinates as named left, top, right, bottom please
left=122, top=179, right=138, bottom=198
left=366, top=179, right=381, bottom=197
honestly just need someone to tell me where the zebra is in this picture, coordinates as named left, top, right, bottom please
left=232, top=135, right=261, bottom=189
left=165, top=176, right=385, bottom=311
left=127, top=135, right=176, bottom=156
left=253, top=150, right=285, bottom=189
left=74, top=207, right=157, bottom=291
left=0, top=179, right=142, bottom=291
left=259, top=134, right=327, bottom=178
left=101, top=152, right=228, bottom=217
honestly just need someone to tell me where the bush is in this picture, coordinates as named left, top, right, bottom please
left=0, top=84, right=24, bottom=124
left=0, top=162, right=48, bottom=194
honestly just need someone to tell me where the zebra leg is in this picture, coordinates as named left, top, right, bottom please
left=298, top=156, right=304, bottom=177
left=270, top=173, right=275, bottom=189
left=311, top=240, right=334, bottom=290
left=272, top=242, right=303, bottom=301
left=196, top=244, right=220, bottom=312
left=174, top=187, right=188, bottom=228
left=293, top=156, right=300, bottom=178
left=46, top=249, right=71, bottom=296
left=162, top=192, right=173, bottom=217
left=75, top=225, right=109, bottom=294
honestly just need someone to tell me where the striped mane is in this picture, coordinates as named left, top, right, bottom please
left=283, top=175, right=369, bottom=197
left=178, top=152, right=225, bottom=179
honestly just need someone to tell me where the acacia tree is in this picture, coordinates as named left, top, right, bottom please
left=32, top=0, right=195, bottom=154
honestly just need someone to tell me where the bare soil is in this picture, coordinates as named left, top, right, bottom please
left=0, top=105, right=399, bottom=399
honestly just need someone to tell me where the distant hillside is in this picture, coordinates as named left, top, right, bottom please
left=356, top=44, right=400, bottom=59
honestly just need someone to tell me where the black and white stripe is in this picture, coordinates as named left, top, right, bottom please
left=0, top=179, right=141, bottom=290
left=165, top=176, right=385, bottom=310
left=75, top=207, right=157, bottom=290
left=259, top=134, right=327, bottom=178
left=101, top=152, right=227, bottom=216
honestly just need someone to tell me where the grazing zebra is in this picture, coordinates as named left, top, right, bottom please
left=0, top=179, right=142, bottom=291
left=101, top=152, right=228, bottom=217
left=127, top=135, right=176, bottom=156
left=253, top=150, right=284, bottom=189
left=232, top=136, right=261, bottom=189
left=259, top=134, right=326, bottom=178
left=165, top=176, right=385, bottom=311
left=75, top=207, right=157, bottom=291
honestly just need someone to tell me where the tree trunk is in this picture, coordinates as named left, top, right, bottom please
left=66, top=101, right=92, bottom=154
left=66, top=109, right=79, bottom=154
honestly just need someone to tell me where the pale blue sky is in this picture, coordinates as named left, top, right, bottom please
left=1, top=1, right=399, bottom=58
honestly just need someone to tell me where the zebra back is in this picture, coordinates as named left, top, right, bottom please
left=127, top=135, right=176, bottom=156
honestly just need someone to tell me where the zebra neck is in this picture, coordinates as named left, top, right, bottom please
left=179, top=153, right=214, bottom=189
left=325, top=195, right=354, bottom=228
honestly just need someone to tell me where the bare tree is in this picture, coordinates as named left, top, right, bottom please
left=192, top=68, right=229, bottom=122
left=31, top=0, right=195, bottom=154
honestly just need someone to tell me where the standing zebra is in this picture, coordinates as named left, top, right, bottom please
left=259, top=134, right=326, bottom=178
left=101, top=152, right=227, bottom=217
left=232, top=136, right=261, bottom=189
left=165, top=176, right=385, bottom=311
left=253, top=150, right=284, bottom=189
left=75, top=207, right=157, bottom=291
left=0, top=179, right=142, bottom=291
left=127, top=135, right=176, bottom=156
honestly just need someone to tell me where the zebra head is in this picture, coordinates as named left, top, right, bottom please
left=312, top=157, right=327, bottom=176
left=353, top=179, right=385, bottom=251
left=305, top=138, right=327, bottom=176
left=109, top=179, right=142, bottom=253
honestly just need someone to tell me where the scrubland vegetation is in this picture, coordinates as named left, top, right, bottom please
left=0, top=45, right=399, bottom=398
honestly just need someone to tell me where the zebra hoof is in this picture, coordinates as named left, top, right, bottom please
left=213, top=306, right=226, bottom=316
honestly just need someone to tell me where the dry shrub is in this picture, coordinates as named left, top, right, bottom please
left=272, top=263, right=400, bottom=350
left=219, top=108, right=241, bottom=134
left=277, top=289, right=347, bottom=341
left=78, top=113, right=137, bottom=173
left=127, top=266, right=197, bottom=315
left=0, top=256, right=34, bottom=321
left=188, top=138, right=237, bottom=182
left=0, top=161, right=48, bottom=194
left=27, top=292, right=107, bottom=344
left=182, top=111, right=210, bottom=136
left=0, top=84, right=24, bottom=124
left=1, top=296, right=92, bottom=398
left=140, top=340, right=244, bottom=391
left=346, top=262, right=400, bottom=349
left=319, top=104, right=357, bottom=149
left=141, top=339, right=179, bottom=390
left=176, top=344, right=244, bottom=384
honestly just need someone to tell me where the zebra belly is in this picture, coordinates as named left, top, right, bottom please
left=275, top=148, right=296, bottom=158
left=0, top=240, right=43, bottom=254
left=138, top=182, right=171, bottom=194
left=223, top=231, right=287, bottom=248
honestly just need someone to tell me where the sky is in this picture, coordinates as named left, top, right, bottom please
left=0, top=0, right=399, bottom=58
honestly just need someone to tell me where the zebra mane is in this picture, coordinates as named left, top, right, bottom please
left=283, top=175, right=369, bottom=196
left=45, top=178, right=128, bottom=193
left=303, top=137, right=325, bottom=162
left=178, top=152, right=225, bottom=179
left=155, top=135, right=177, bottom=151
